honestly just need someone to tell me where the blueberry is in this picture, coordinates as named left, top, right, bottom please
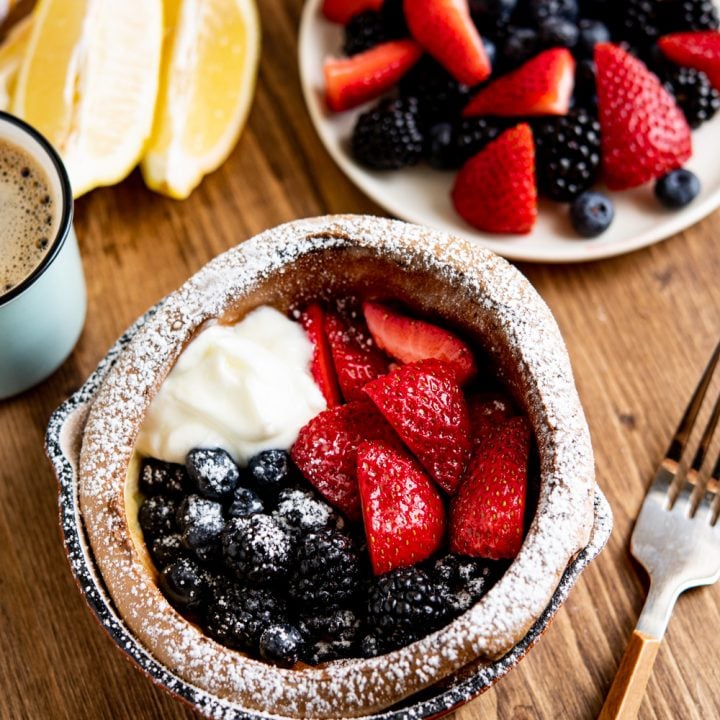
left=138, top=495, right=178, bottom=539
left=159, top=557, right=207, bottom=612
left=529, top=0, right=579, bottom=22
left=259, top=624, right=305, bottom=667
left=503, top=27, right=539, bottom=67
left=186, top=448, right=240, bottom=500
left=176, top=494, right=225, bottom=550
left=574, top=58, right=597, bottom=108
left=426, top=122, right=456, bottom=170
left=482, top=36, right=497, bottom=68
left=654, top=169, right=701, bottom=209
left=539, top=17, right=579, bottom=48
left=470, top=0, right=517, bottom=20
left=228, top=486, right=264, bottom=518
left=139, top=458, right=188, bottom=496
left=569, top=191, right=615, bottom=237
left=247, top=450, right=293, bottom=498
left=150, top=533, right=186, bottom=568
left=577, top=19, right=610, bottom=57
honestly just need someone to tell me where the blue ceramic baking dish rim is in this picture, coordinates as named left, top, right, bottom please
left=46, top=299, right=613, bottom=720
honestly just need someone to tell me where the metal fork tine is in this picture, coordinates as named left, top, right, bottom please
left=687, top=387, right=720, bottom=480
left=666, top=340, right=720, bottom=464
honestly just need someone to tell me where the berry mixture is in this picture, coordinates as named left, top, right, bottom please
left=320, top=0, right=720, bottom=237
left=139, top=298, right=535, bottom=666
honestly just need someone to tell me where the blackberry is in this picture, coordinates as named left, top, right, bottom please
left=501, top=27, right=540, bottom=68
left=663, top=0, right=719, bottom=31
left=470, top=0, right=518, bottom=21
left=529, top=0, right=579, bottom=22
left=538, top=17, right=579, bottom=49
left=139, top=458, right=188, bottom=496
left=575, top=19, right=610, bottom=58
left=150, top=533, right=186, bottom=568
left=359, top=633, right=384, bottom=658
left=222, top=515, right=292, bottom=585
left=573, top=58, right=598, bottom=111
left=298, top=608, right=361, bottom=644
left=380, top=0, right=408, bottom=37
left=343, top=11, right=387, bottom=56
left=247, top=449, right=293, bottom=499
left=303, top=640, right=356, bottom=665
left=159, top=557, right=207, bottom=613
left=452, top=117, right=506, bottom=168
left=138, top=495, right=178, bottom=539
left=290, top=529, right=362, bottom=609
left=618, top=0, right=662, bottom=46
left=272, top=487, right=341, bottom=537
left=655, top=169, right=701, bottom=208
left=534, top=108, right=601, bottom=202
left=205, top=585, right=286, bottom=652
left=426, top=122, right=456, bottom=169
left=367, top=567, right=449, bottom=651
left=664, top=67, right=720, bottom=129
left=399, top=57, right=470, bottom=128
left=186, top=448, right=240, bottom=500
left=228, top=486, right=264, bottom=519
left=176, top=494, right=225, bottom=550
left=259, top=624, right=305, bottom=667
left=352, top=97, right=425, bottom=170
left=432, top=554, right=501, bottom=614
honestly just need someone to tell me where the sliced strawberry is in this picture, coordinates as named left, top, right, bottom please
left=290, top=400, right=398, bottom=522
left=463, top=48, right=575, bottom=117
left=595, top=42, right=692, bottom=191
left=322, top=0, right=383, bottom=24
left=324, top=39, right=422, bottom=112
left=450, top=416, right=530, bottom=560
left=300, top=303, right=342, bottom=408
left=364, top=359, right=472, bottom=494
left=325, top=310, right=389, bottom=402
left=404, top=0, right=491, bottom=85
left=358, top=441, right=446, bottom=575
left=362, top=301, right=477, bottom=385
left=467, top=392, right=515, bottom=447
left=659, top=31, right=720, bottom=91
left=451, top=124, right=537, bottom=235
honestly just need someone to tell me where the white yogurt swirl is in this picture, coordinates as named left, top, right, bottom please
left=136, top=306, right=326, bottom=465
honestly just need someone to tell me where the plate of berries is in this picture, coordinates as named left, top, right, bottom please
left=299, top=0, right=720, bottom=262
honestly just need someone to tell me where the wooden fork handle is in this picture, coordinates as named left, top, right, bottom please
left=598, top=630, right=661, bottom=720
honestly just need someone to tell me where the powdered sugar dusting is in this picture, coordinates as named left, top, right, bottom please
left=76, top=215, right=600, bottom=718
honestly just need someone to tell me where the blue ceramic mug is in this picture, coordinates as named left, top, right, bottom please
left=0, top=112, right=86, bottom=399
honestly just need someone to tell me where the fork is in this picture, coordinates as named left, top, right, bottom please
left=598, top=341, right=720, bottom=720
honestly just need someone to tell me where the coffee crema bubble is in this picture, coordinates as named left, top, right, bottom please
left=0, top=139, right=57, bottom=297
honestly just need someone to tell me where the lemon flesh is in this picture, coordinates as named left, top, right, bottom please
left=0, top=13, right=33, bottom=111
left=141, top=0, right=261, bottom=199
left=12, top=0, right=163, bottom=197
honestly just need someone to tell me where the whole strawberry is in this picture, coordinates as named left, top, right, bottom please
left=290, top=400, right=399, bottom=521
left=451, top=124, right=537, bottom=235
left=467, top=392, right=515, bottom=447
left=364, top=359, right=472, bottom=493
left=358, top=440, right=446, bottom=575
left=594, top=43, right=692, bottom=190
left=450, top=416, right=531, bottom=560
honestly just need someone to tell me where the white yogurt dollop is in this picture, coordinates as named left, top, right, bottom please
left=136, top=306, right=326, bottom=465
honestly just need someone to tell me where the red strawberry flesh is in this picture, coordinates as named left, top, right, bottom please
left=290, top=400, right=398, bottom=521
left=358, top=440, right=446, bottom=575
left=300, top=303, right=342, bottom=408
left=364, top=358, right=472, bottom=494
left=451, top=123, right=537, bottom=235
left=325, top=310, right=389, bottom=402
left=450, top=416, right=531, bottom=560
left=404, top=0, right=491, bottom=85
left=659, top=31, right=720, bottom=91
left=463, top=48, right=575, bottom=117
left=594, top=42, right=692, bottom=191
left=362, top=301, right=477, bottom=384
left=324, top=39, right=422, bottom=112
left=467, top=392, right=515, bottom=447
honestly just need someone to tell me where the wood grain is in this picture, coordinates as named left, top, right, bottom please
left=1, top=1, right=720, bottom=718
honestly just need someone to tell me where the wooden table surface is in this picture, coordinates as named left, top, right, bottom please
left=2, top=2, right=720, bottom=718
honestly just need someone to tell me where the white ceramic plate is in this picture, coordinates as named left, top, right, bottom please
left=298, top=0, right=720, bottom=263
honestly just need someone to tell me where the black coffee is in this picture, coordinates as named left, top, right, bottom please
left=0, top=139, right=56, bottom=296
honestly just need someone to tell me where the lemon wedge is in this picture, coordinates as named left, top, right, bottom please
left=141, top=0, right=261, bottom=199
left=0, top=13, right=33, bottom=111
left=12, top=0, right=163, bottom=197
